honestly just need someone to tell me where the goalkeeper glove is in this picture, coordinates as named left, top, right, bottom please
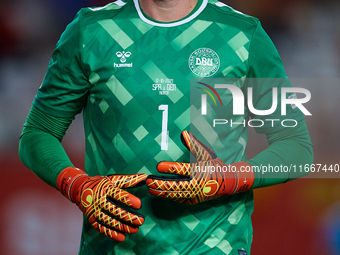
left=56, top=167, right=147, bottom=241
left=146, top=131, right=254, bottom=204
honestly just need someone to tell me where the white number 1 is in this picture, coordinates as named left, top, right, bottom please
left=158, top=105, right=169, bottom=150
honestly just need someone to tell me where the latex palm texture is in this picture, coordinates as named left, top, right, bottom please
left=57, top=168, right=147, bottom=241
left=146, top=131, right=254, bottom=205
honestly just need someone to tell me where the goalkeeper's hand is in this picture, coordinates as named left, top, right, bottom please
left=57, top=167, right=147, bottom=241
left=146, top=131, right=254, bottom=205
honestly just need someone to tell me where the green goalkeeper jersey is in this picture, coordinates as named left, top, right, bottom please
left=33, top=0, right=304, bottom=254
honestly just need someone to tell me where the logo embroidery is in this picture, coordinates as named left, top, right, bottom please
left=202, top=180, right=219, bottom=196
left=116, top=51, right=131, bottom=63
left=238, top=250, right=247, bottom=255
left=114, top=51, right=133, bottom=68
left=189, top=48, right=220, bottom=77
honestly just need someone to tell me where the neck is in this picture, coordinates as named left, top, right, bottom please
left=139, top=0, right=199, bottom=22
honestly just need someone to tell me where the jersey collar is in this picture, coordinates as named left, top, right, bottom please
left=133, top=0, right=208, bottom=27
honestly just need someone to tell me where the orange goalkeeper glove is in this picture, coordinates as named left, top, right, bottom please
left=57, top=167, right=147, bottom=241
left=146, top=131, right=254, bottom=205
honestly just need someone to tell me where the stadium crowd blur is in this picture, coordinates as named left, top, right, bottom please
left=0, top=0, right=339, bottom=254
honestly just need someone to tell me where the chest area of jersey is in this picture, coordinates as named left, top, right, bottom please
left=84, top=21, right=251, bottom=123
left=83, top=21, right=252, bottom=164
left=84, top=20, right=250, bottom=82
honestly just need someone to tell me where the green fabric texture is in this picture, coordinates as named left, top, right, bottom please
left=249, top=120, right=313, bottom=189
left=19, top=105, right=75, bottom=188
left=18, top=0, right=314, bottom=254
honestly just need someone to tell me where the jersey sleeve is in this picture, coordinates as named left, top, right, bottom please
left=33, top=10, right=89, bottom=118
left=19, top=105, right=75, bottom=188
left=248, top=120, right=313, bottom=189
left=245, top=21, right=304, bottom=134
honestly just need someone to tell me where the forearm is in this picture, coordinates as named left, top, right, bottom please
left=248, top=120, right=313, bottom=189
left=19, top=105, right=74, bottom=188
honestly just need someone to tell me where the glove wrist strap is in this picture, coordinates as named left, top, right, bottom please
left=56, top=167, right=88, bottom=203
left=231, top=162, right=254, bottom=194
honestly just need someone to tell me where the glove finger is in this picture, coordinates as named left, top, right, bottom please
left=181, top=131, right=217, bottom=161
left=147, top=184, right=202, bottom=205
left=95, top=209, right=142, bottom=233
left=104, top=195, right=145, bottom=227
left=108, top=173, right=147, bottom=189
left=108, top=186, right=143, bottom=210
left=157, top=161, right=191, bottom=175
left=88, top=214, right=126, bottom=241
left=147, top=186, right=194, bottom=202
left=146, top=176, right=196, bottom=194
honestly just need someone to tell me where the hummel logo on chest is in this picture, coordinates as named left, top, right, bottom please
left=116, top=51, right=131, bottom=63
left=114, top=51, right=133, bottom=68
